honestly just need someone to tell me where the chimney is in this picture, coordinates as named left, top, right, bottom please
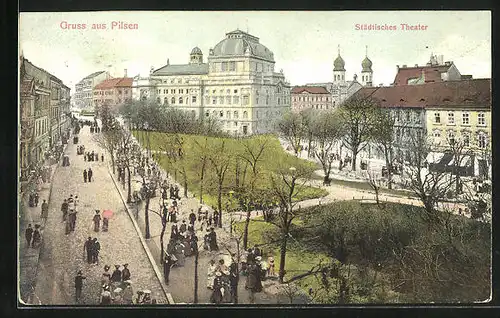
left=445, top=61, right=451, bottom=66
left=124, top=69, right=127, bottom=77
left=402, top=64, right=407, bottom=68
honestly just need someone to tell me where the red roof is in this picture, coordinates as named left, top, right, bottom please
left=95, top=77, right=133, bottom=89
left=393, top=65, right=451, bottom=86
left=351, top=79, right=491, bottom=109
left=291, top=86, right=330, bottom=94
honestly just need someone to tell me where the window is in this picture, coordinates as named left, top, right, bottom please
left=179, top=97, right=183, bottom=104
left=219, top=96, right=224, bottom=104
left=462, top=112, right=470, bottom=125
left=226, top=96, right=231, bottom=104
left=192, top=96, right=197, bottom=103
left=226, top=111, right=230, bottom=119
left=180, top=89, right=184, bottom=94
left=266, top=96, right=269, bottom=105
left=220, top=111, right=224, bottom=117
left=433, top=130, right=441, bottom=138
left=434, top=112, right=441, bottom=123
left=243, top=111, right=248, bottom=119
left=234, top=111, right=239, bottom=119
left=172, top=89, right=176, bottom=94
left=234, top=89, right=238, bottom=94
left=205, top=111, right=209, bottom=118
left=478, top=112, right=486, bottom=126
left=478, top=133, right=487, bottom=148
left=212, top=98, right=216, bottom=105
left=164, top=97, right=168, bottom=105
left=171, top=97, right=175, bottom=104
left=191, top=110, right=196, bottom=118
left=226, top=89, right=231, bottom=94
left=243, top=96, right=249, bottom=105
left=234, top=121, right=238, bottom=127
left=447, top=131, right=455, bottom=145
left=278, top=98, right=280, bottom=105
left=230, top=61, right=236, bottom=71
left=447, top=112, right=454, bottom=124
left=163, top=89, right=167, bottom=94
left=463, top=133, right=470, bottom=147
left=233, top=96, right=239, bottom=104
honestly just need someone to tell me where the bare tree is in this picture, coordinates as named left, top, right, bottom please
left=208, top=140, right=232, bottom=228
left=278, top=111, right=306, bottom=156
left=311, top=110, right=343, bottom=184
left=268, top=164, right=314, bottom=283
left=365, top=170, right=382, bottom=206
left=93, top=120, right=121, bottom=174
left=339, top=96, right=380, bottom=171
left=193, top=137, right=210, bottom=204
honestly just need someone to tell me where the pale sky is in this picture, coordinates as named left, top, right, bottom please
left=19, top=11, right=491, bottom=93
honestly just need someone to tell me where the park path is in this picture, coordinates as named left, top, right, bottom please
left=33, top=124, right=166, bottom=305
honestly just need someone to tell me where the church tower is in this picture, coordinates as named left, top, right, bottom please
left=361, top=45, right=373, bottom=87
left=333, top=45, right=346, bottom=85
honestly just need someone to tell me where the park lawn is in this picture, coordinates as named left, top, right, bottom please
left=234, top=217, right=330, bottom=297
left=133, top=130, right=328, bottom=205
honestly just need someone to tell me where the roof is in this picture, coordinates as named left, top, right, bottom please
left=94, top=77, right=133, bottom=89
left=393, top=64, right=452, bottom=86
left=350, top=79, right=491, bottom=109
left=212, top=30, right=274, bottom=61
left=152, top=63, right=209, bottom=76
left=83, top=71, right=106, bottom=80
left=291, top=86, right=330, bottom=94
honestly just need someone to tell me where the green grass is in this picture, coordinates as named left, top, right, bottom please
left=133, top=131, right=327, bottom=205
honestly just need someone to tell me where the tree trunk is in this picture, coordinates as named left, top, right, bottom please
left=217, top=182, right=223, bottom=228
left=199, top=165, right=205, bottom=204
left=126, top=166, right=132, bottom=203
left=278, top=228, right=289, bottom=283
left=160, top=218, right=166, bottom=263
left=183, top=171, right=188, bottom=198
left=351, top=150, right=358, bottom=171
left=110, top=150, right=116, bottom=175
left=194, top=249, right=199, bottom=303
left=307, top=134, right=312, bottom=158
left=145, top=196, right=151, bottom=239
left=243, top=209, right=251, bottom=250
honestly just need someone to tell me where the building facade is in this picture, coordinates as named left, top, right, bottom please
left=20, top=57, right=71, bottom=181
left=93, top=73, right=133, bottom=111
left=74, top=71, right=109, bottom=110
left=291, top=86, right=333, bottom=112
left=132, top=29, right=292, bottom=135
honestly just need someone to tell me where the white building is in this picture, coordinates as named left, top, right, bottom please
left=132, top=29, right=291, bottom=135
left=74, top=71, right=110, bottom=110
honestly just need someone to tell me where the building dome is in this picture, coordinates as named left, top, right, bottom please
left=191, top=47, right=202, bottom=55
left=362, top=56, right=373, bottom=72
left=212, top=30, right=274, bottom=61
left=334, top=55, right=345, bottom=71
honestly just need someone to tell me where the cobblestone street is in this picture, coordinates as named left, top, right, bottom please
left=33, top=125, right=166, bottom=305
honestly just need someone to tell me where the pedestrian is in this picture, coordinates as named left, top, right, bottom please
left=99, top=265, right=110, bottom=285
left=209, top=227, right=219, bottom=251
left=88, top=168, right=93, bottom=182
left=170, top=207, right=177, bottom=223
left=207, top=259, right=217, bottom=289
left=208, top=213, right=213, bottom=226
left=170, top=222, right=179, bottom=240
left=94, top=153, right=98, bottom=161
left=189, top=210, right=196, bottom=226
left=122, top=264, right=131, bottom=281
left=83, top=169, right=88, bottom=183
left=267, top=256, right=275, bottom=277
left=34, top=192, right=39, bottom=207
left=200, top=215, right=207, bottom=232
left=74, top=270, right=86, bottom=302
left=101, top=154, right=104, bottom=162
left=32, top=224, right=42, bottom=247
left=83, top=236, right=93, bottom=264
left=61, top=199, right=68, bottom=222
left=229, top=257, right=239, bottom=303
left=213, top=210, right=219, bottom=227
left=68, top=209, right=77, bottom=232
left=41, top=199, right=49, bottom=222
left=203, top=229, right=210, bottom=250
left=210, top=272, right=224, bottom=304
left=122, top=282, right=134, bottom=304
left=92, top=238, right=100, bottom=264
left=253, top=245, right=261, bottom=257
left=179, top=220, right=187, bottom=234
left=111, top=265, right=122, bottom=283
left=100, top=287, right=112, bottom=305
left=25, top=224, right=33, bottom=247
left=93, top=210, right=101, bottom=232
left=163, top=253, right=174, bottom=284
left=174, top=242, right=186, bottom=267
left=102, top=216, right=109, bottom=232
left=84, top=152, right=87, bottom=161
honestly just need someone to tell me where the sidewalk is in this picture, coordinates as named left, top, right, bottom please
left=19, top=148, right=65, bottom=304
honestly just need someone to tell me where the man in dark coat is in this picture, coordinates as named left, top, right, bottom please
left=83, top=169, right=88, bottom=183
left=40, top=199, right=49, bottom=222
left=32, top=225, right=42, bottom=247
left=179, top=220, right=187, bottom=234
left=122, top=264, right=131, bottom=281
left=93, top=210, right=101, bottom=232
left=88, top=168, right=93, bottom=182
left=111, top=265, right=122, bottom=283
left=170, top=223, right=179, bottom=240
left=210, top=272, right=224, bottom=304
left=92, top=238, right=100, bottom=264
left=163, top=253, right=174, bottom=284
left=83, top=237, right=93, bottom=264
left=75, top=270, right=86, bottom=302
left=229, top=260, right=239, bottom=303
left=189, top=210, right=196, bottom=226
left=213, top=210, right=219, bottom=227
left=25, top=224, right=33, bottom=248
left=61, top=199, right=69, bottom=221
left=209, top=228, right=219, bottom=251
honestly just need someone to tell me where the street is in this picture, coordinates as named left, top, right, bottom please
left=33, top=125, right=166, bottom=305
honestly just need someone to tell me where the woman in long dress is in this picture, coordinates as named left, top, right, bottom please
left=207, top=260, right=217, bottom=289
